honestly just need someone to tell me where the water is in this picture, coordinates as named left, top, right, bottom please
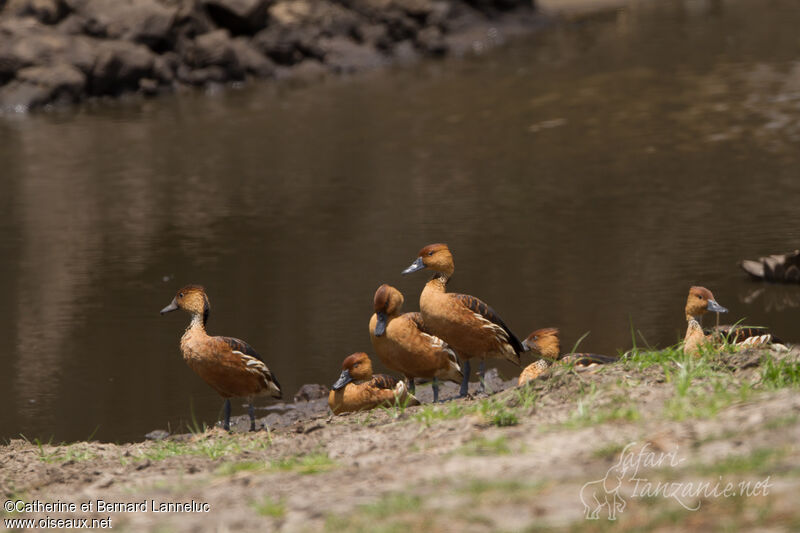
left=3, top=0, right=800, bottom=443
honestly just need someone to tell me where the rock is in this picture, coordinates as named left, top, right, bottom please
left=482, top=367, right=505, bottom=393
left=230, top=36, right=274, bottom=77
left=252, top=24, right=322, bottom=65
left=16, top=62, right=85, bottom=96
left=4, top=0, right=67, bottom=24
left=415, top=25, right=447, bottom=56
left=176, top=64, right=227, bottom=85
left=56, top=13, right=86, bottom=34
left=200, top=0, right=269, bottom=34
left=294, top=383, right=329, bottom=402
left=90, top=39, right=154, bottom=94
left=0, top=80, right=51, bottom=110
left=64, top=0, right=178, bottom=50
left=151, top=50, right=178, bottom=83
left=0, top=19, right=95, bottom=81
left=145, top=429, right=169, bottom=441
left=138, top=76, right=158, bottom=94
left=181, top=29, right=244, bottom=79
left=319, top=36, right=386, bottom=73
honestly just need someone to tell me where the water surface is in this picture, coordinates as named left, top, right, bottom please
left=3, top=0, right=800, bottom=442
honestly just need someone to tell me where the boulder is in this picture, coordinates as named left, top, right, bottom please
left=231, top=36, right=274, bottom=77
left=0, top=63, right=85, bottom=109
left=63, top=0, right=178, bottom=50
left=4, top=0, right=67, bottom=24
left=318, top=36, right=385, bottom=73
left=200, top=0, right=268, bottom=34
left=181, top=29, right=244, bottom=79
left=90, top=39, right=154, bottom=94
left=252, top=24, right=322, bottom=65
left=293, top=383, right=329, bottom=402
left=0, top=19, right=96, bottom=80
left=415, top=25, right=447, bottom=56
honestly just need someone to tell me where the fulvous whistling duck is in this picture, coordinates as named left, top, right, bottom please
left=160, top=285, right=281, bottom=431
left=683, top=286, right=781, bottom=355
left=328, top=352, right=419, bottom=415
left=518, top=328, right=618, bottom=386
left=741, top=250, right=800, bottom=283
left=402, top=243, right=524, bottom=397
left=369, top=284, right=463, bottom=403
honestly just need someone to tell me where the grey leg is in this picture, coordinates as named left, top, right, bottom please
left=432, top=377, right=440, bottom=403
left=459, top=360, right=471, bottom=398
left=407, top=377, right=415, bottom=395
left=223, top=399, right=232, bottom=431
left=478, top=360, right=486, bottom=392
left=248, top=403, right=257, bottom=432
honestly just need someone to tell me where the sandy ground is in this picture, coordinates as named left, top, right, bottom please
left=3, top=345, right=800, bottom=532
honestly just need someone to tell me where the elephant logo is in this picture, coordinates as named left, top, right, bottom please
left=579, top=442, right=636, bottom=520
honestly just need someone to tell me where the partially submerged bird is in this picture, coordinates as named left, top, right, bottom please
left=740, top=250, right=800, bottom=283
left=328, top=352, right=419, bottom=415
left=518, top=328, right=618, bottom=385
left=402, top=243, right=524, bottom=397
left=683, top=286, right=779, bottom=356
left=369, top=284, right=463, bottom=403
left=160, top=285, right=281, bottom=431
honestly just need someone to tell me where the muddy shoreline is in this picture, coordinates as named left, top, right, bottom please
left=0, top=0, right=545, bottom=111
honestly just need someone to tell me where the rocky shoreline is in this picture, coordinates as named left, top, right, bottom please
left=0, top=0, right=540, bottom=111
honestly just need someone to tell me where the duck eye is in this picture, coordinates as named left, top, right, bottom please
left=696, top=294, right=702, bottom=299
left=428, top=251, right=434, bottom=256
left=179, top=293, right=184, bottom=298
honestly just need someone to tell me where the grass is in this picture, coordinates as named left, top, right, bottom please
left=458, top=435, right=511, bottom=456
left=138, top=434, right=270, bottom=462
left=696, top=447, right=786, bottom=476
left=564, top=385, right=641, bottom=428
left=252, top=495, right=286, bottom=518
left=269, top=452, right=336, bottom=474
left=761, top=357, right=800, bottom=389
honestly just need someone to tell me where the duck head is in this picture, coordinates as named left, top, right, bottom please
left=402, top=243, right=454, bottom=278
left=332, top=352, right=374, bottom=390
left=160, top=285, right=210, bottom=325
left=373, top=284, right=404, bottom=337
left=685, top=286, right=728, bottom=322
left=522, top=328, right=560, bottom=360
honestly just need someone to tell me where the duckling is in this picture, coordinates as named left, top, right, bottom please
left=160, top=285, right=281, bottom=431
left=682, top=286, right=780, bottom=356
left=328, top=352, right=419, bottom=415
left=741, top=250, right=800, bottom=283
left=402, top=243, right=524, bottom=397
left=369, top=284, right=463, bottom=403
left=518, top=328, right=618, bottom=385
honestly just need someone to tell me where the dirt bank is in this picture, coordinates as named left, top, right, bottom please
left=3, top=344, right=800, bottom=531
left=0, top=0, right=543, bottom=111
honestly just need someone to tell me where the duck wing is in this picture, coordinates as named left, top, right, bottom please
left=452, top=293, right=525, bottom=354
left=704, top=326, right=783, bottom=346
left=563, top=353, right=619, bottom=365
left=740, top=250, right=800, bottom=283
left=218, top=336, right=282, bottom=396
left=370, top=374, right=399, bottom=390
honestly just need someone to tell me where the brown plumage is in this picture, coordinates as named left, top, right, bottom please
left=328, top=352, right=419, bottom=415
left=369, top=284, right=462, bottom=402
left=518, top=328, right=617, bottom=385
left=402, top=243, right=524, bottom=397
left=160, top=285, right=281, bottom=431
left=740, top=250, right=800, bottom=283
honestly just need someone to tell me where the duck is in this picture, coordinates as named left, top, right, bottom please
left=160, top=285, right=281, bottom=431
left=518, top=328, right=618, bottom=385
left=402, top=243, right=524, bottom=397
left=740, top=250, right=800, bottom=283
left=369, top=284, right=463, bottom=403
left=328, top=352, right=419, bottom=415
left=682, top=286, right=780, bottom=356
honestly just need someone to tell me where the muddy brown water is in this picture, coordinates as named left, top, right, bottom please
left=2, top=0, right=800, bottom=443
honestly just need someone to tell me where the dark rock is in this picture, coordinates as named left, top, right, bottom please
left=181, top=29, right=244, bottom=79
left=151, top=50, right=177, bottom=82
left=415, top=25, right=447, bottom=56
left=354, top=23, right=389, bottom=49
left=293, top=383, right=329, bottom=402
left=269, top=0, right=363, bottom=36
left=144, top=429, right=169, bottom=441
left=64, top=0, right=178, bottom=50
left=176, top=64, right=227, bottom=85
left=482, top=367, right=505, bottom=393
left=230, top=36, right=274, bottom=77
left=252, top=24, right=322, bottom=65
left=138, top=76, right=158, bottom=94
left=90, top=39, right=154, bottom=94
left=391, top=39, right=418, bottom=64
left=318, top=36, right=385, bottom=73
left=0, top=19, right=95, bottom=81
left=4, top=0, right=67, bottom=24
left=200, top=0, right=268, bottom=35
left=0, top=80, right=50, bottom=110
left=56, top=13, right=86, bottom=34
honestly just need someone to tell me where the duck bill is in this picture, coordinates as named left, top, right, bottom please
left=402, top=257, right=426, bottom=275
left=374, top=312, right=388, bottom=336
left=160, top=298, right=179, bottom=315
left=706, top=299, right=728, bottom=314
left=332, top=369, right=353, bottom=391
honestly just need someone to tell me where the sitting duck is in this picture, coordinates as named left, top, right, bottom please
left=328, top=352, right=419, bottom=415
left=518, top=328, right=618, bottom=385
left=369, top=284, right=463, bottom=403
left=402, top=243, right=524, bottom=397
left=160, top=285, right=281, bottom=431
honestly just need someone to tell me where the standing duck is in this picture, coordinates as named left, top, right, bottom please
left=328, top=352, right=419, bottom=415
left=160, top=285, right=281, bottom=431
left=518, top=328, right=618, bottom=385
left=369, top=284, right=463, bottom=403
left=682, top=286, right=779, bottom=356
left=740, top=250, right=800, bottom=283
left=402, top=243, right=524, bottom=397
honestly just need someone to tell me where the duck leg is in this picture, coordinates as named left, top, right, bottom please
left=222, top=399, right=232, bottom=431
left=407, top=377, right=415, bottom=395
left=477, top=360, right=486, bottom=393
left=248, top=403, right=257, bottom=432
left=459, top=360, right=471, bottom=398
left=432, top=377, right=440, bottom=403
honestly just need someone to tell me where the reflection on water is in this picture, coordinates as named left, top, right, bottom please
left=3, top=0, right=800, bottom=442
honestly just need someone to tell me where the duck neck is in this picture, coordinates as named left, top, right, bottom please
left=186, top=312, right=207, bottom=335
left=426, top=272, right=449, bottom=292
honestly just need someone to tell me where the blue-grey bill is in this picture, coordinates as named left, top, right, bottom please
left=706, top=299, right=728, bottom=314
left=332, top=369, right=352, bottom=390
left=374, top=312, right=387, bottom=336
left=160, top=299, right=179, bottom=315
left=402, top=257, right=426, bottom=275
